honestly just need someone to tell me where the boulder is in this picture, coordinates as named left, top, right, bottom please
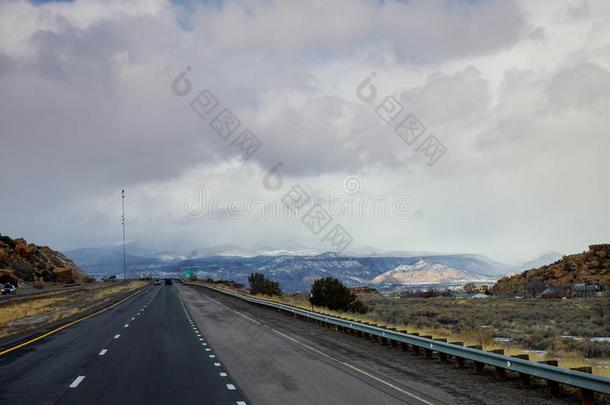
left=53, top=267, right=75, bottom=284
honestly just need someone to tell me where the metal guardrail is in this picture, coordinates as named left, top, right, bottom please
left=186, top=281, right=610, bottom=396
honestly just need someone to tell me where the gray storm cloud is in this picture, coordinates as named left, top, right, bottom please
left=0, top=0, right=608, bottom=262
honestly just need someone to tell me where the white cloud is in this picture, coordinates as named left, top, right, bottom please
left=0, top=0, right=609, bottom=262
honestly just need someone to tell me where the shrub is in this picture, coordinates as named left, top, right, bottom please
left=33, top=278, right=44, bottom=289
left=348, top=300, right=368, bottom=314
left=0, top=234, right=16, bottom=249
left=310, top=277, right=355, bottom=311
left=248, top=272, right=282, bottom=296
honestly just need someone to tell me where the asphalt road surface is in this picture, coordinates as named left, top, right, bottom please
left=0, top=284, right=246, bottom=405
left=0, top=281, right=576, bottom=405
left=179, top=283, right=574, bottom=405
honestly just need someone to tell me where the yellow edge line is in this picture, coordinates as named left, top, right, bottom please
left=0, top=284, right=149, bottom=356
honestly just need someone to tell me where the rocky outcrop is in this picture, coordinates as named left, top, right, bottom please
left=492, top=244, right=610, bottom=296
left=371, top=259, right=495, bottom=286
left=0, top=233, right=89, bottom=285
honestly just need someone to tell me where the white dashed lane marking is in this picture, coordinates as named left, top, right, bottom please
left=114, top=334, right=120, bottom=339
left=69, top=376, right=85, bottom=388
left=99, top=349, right=108, bottom=356
left=124, top=324, right=129, bottom=328
left=179, top=286, right=247, bottom=398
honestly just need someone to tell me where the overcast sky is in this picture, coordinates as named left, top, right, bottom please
left=1, top=0, right=609, bottom=262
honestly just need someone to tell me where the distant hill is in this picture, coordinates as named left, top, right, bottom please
left=493, top=244, right=610, bottom=296
left=68, top=243, right=552, bottom=291
left=0, top=234, right=88, bottom=285
left=371, top=259, right=495, bottom=287
left=517, top=251, right=564, bottom=272
left=183, top=254, right=505, bottom=291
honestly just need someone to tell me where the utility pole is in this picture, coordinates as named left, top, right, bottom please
left=122, top=189, right=126, bottom=282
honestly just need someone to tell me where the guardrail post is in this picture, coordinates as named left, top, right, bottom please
left=449, top=342, right=465, bottom=368
left=363, top=321, right=375, bottom=342
left=467, top=345, right=484, bottom=374
left=421, top=336, right=433, bottom=359
left=488, top=349, right=506, bottom=381
left=570, top=367, right=595, bottom=405
left=388, top=328, right=399, bottom=348
left=539, top=360, right=560, bottom=398
left=580, top=389, right=595, bottom=405
left=435, top=338, right=449, bottom=362
left=511, top=354, right=531, bottom=387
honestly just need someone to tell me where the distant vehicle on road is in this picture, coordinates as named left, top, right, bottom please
left=1, top=283, right=16, bottom=295
left=164, top=279, right=172, bottom=286
left=154, top=279, right=161, bottom=286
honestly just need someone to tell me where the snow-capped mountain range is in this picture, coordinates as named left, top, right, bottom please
left=65, top=243, right=561, bottom=292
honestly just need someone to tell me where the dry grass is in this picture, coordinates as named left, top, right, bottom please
left=0, top=281, right=147, bottom=339
left=199, top=282, right=610, bottom=379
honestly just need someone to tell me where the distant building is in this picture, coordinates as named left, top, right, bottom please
left=541, top=286, right=571, bottom=299
left=350, top=286, right=381, bottom=298
left=463, top=283, right=492, bottom=294
left=573, top=283, right=601, bottom=298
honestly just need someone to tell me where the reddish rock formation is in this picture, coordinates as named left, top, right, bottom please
left=0, top=233, right=88, bottom=286
left=493, top=244, right=610, bottom=296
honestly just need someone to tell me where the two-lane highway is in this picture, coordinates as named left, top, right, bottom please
left=0, top=283, right=247, bottom=405
left=1, top=280, right=571, bottom=405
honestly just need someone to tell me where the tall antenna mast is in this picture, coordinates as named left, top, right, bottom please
left=122, top=189, right=126, bottom=282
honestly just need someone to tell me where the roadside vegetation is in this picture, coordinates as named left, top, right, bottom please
left=247, top=272, right=281, bottom=296
left=0, top=281, right=147, bottom=340
left=363, top=295, right=610, bottom=358
left=309, top=277, right=368, bottom=313
left=197, top=276, right=610, bottom=378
